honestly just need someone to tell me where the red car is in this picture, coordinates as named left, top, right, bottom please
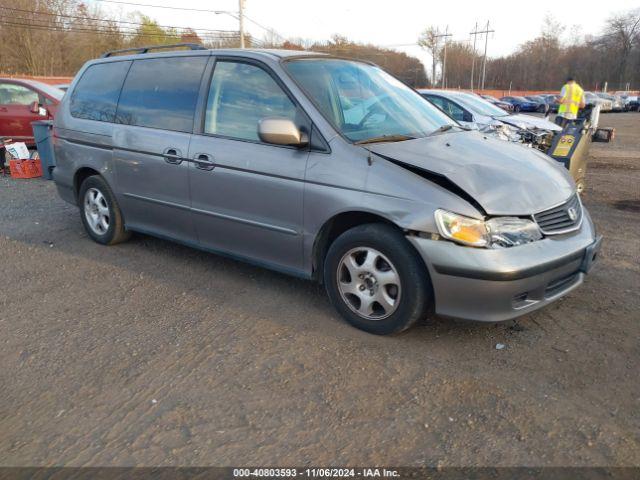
left=0, top=78, right=64, bottom=147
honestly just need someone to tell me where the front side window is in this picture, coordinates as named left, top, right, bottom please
left=425, top=95, right=445, bottom=110
left=440, top=98, right=466, bottom=122
left=116, top=56, right=207, bottom=132
left=284, top=58, right=454, bottom=143
left=204, top=61, right=297, bottom=141
left=70, top=61, right=131, bottom=122
left=0, top=83, right=39, bottom=105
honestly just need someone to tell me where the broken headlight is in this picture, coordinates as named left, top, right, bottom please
left=435, top=210, right=542, bottom=248
left=486, top=217, right=542, bottom=248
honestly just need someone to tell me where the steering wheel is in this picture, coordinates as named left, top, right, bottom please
left=356, top=98, right=392, bottom=130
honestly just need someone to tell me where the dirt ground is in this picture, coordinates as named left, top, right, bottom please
left=1, top=114, right=638, bottom=468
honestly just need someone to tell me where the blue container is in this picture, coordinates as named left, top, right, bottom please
left=31, top=120, right=55, bottom=180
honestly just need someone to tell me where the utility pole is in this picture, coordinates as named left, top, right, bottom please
left=239, top=0, right=246, bottom=48
left=480, top=21, right=494, bottom=90
left=470, top=22, right=478, bottom=91
left=435, top=26, right=452, bottom=88
left=470, top=22, right=495, bottom=91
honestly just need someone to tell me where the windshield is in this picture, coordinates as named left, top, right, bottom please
left=284, top=58, right=455, bottom=143
left=453, top=93, right=510, bottom=117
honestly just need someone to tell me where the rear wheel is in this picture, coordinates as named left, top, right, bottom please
left=324, top=223, right=432, bottom=335
left=78, top=175, right=130, bottom=245
left=514, top=105, right=521, bottom=112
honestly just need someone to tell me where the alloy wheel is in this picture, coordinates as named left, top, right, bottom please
left=336, top=247, right=401, bottom=320
left=83, top=187, right=110, bottom=235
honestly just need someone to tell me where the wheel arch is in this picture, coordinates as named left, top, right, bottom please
left=73, top=167, right=101, bottom=201
left=312, top=210, right=405, bottom=282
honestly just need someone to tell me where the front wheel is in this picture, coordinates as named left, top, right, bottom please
left=514, top=105, right=521, bottom=112
left=324, top=224, right=433, bottom=335
left=78, top=175, right=131, bottom=245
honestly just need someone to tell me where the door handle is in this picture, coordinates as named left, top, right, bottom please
left=193, top=153, right=215, bottom=171
left=163, top=148, right=183, bottom=165
left=0, top=107, right=7, bottom=112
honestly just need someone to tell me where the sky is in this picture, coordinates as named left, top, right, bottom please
left=91, top=0, right=637, bottom=69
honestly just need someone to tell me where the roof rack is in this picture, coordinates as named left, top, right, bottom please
left=101, top=43, right=206, bottom=58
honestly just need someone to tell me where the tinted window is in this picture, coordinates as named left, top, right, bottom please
left=427, top=96, right=464, bottom=121
left=440, top=98, right=466, bottom=121
left=0, top=83, right=39, bottom=105
left=116, top=56, right=207, bottom=132
left=205, top=61, right=297, bottom=141
left=426, top=95, right=446, bottom=109
left=70, top=61, right=131, bottom=122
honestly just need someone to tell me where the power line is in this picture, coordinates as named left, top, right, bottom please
left=92, top=0, right=286, bottom=41
left=93, top=0, right=234, bottom=14
left=0, top=5, right=238, bottom=35
left=0, top=18, right=240, bottom=40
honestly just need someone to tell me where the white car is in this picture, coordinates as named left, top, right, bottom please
left=585, top=92, right=612, bottom=112
left=418, top=89, right=561, bottom=151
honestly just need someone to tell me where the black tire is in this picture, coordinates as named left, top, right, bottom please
left=323, top=223, right=432, bottom=335
left=514, top=105, right=521, bottom=112
left=78, top=175, right=130, bottom=245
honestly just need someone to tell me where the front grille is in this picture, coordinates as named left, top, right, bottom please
left=533, top=194, right=582, bottom=234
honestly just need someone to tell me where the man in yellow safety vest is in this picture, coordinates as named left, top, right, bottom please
left=558, top=76, right=586, bottom=124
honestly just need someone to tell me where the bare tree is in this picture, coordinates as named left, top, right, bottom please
left=603, top=9, right=640, bottom=87
left=418, top=26, right=441, bottom=86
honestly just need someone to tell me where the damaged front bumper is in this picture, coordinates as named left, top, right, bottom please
left=407, top=210, right=601, bottom=322
left=479, top=124, right=555, bottom=151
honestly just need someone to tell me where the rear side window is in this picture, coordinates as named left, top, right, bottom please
left=70, top=61, right=131, bottom=122
left=115, top=56, right=207, bottom=132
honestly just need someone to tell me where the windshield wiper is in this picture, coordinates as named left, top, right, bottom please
left=427, top=124, right=470, bottom=136
left=354, top=134, right=416, bottom=145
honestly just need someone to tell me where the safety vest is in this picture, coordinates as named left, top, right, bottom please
left=558, top=82, right=584, bottom=116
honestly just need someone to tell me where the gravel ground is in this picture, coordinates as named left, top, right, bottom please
left=0, top=113, right=638, bottom=467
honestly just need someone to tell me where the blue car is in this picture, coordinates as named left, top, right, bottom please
left=500, top=96, right=541, bottom=113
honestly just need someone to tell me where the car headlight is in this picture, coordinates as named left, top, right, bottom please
left=486, top=217, right=542, bottom=248
left=435, top=210, right=542, bottom=248
left=434, top=210, right=489, bottom=247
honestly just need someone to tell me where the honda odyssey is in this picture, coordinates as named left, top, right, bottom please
left=52, top=46, right=602, bottom=334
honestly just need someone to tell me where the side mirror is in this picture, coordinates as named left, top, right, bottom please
left=258, top=117, right=308, bottom=147
left=462, top=111, right=474, bottom=122
left=29, top=100, right=40, bottom=114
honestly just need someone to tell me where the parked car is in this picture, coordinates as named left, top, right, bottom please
left=481, top=94, right=514, bottom=112
left=525, top=95, right=551, bottom=113
left=500, top=96, right=540, bottom=112
left=0, top=78, right=63, bottom=147
left=621, top=95, right=640, bottom=112
left=538, top=94, right=561, bottom=113
left=54, top=83, right=70, bottom=92
left=419, top=89, right=560, bottom=151
left=585, top=92, right=612, bottom=112
left=596, top=92, right=624, bottom=112
left=52, top=46, right=602, bottom=335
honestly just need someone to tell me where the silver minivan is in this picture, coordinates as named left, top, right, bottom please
left=53, top=46, right=602, bottom=334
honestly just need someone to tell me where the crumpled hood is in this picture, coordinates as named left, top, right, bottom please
left=500, top=114, right=562, bottom=132
left=365, top=131, right=575, bottom=216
